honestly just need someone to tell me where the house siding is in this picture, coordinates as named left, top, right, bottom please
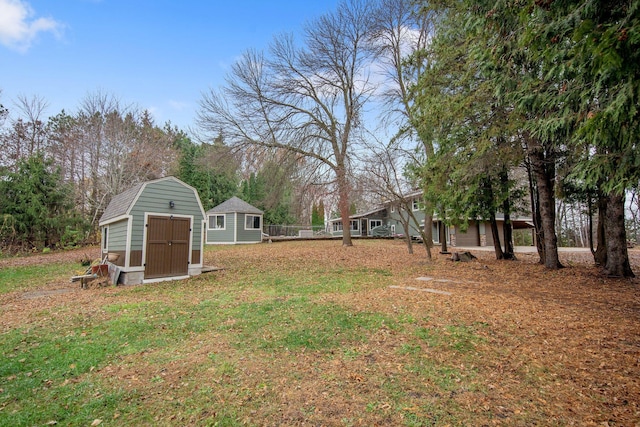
left=236, top=213, right=262, bottom=243
left=387, top=209, right=425, bottom=236
left=207, top=212, right=236, bottom=243
left=102, top=219, right=129, bottom=266
left=107, top=220, right=128, bottom=251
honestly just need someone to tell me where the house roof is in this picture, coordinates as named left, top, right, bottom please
left=382, top=189, right=423, bottom=205
left=99, top=176, right=202, bottom=224
left=329, top=206, right=386, bottom=223
left=207, top=196, right=263, bottom=215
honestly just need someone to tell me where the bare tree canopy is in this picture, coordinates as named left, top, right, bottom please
left=197, top=0, right=376, bottom=246
left=369, top=0, right=436, bottom=258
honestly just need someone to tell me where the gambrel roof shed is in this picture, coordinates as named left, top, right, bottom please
left=99, top=176, right=206, bottom=285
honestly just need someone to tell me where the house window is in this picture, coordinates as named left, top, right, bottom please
left=102, top=227, right=108, bottom=250
left=332, top=221, right=358, bottom=231
left=391, top=224, right=396, bottom=235
left=390, top=204, right=395, bottom=213
left=245, top=215, right=261, bottom=230
left=208, top=214, right=225, bottom=230
left=370, top=219, right=382, bottom=229
left=412, top=198, right=420, bottom=211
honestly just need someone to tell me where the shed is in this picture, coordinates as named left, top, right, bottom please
left=206, top=196, right=263, bottom=244
left=99, top=176, right=206, bottom=285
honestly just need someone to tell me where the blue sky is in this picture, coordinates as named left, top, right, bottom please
left=0, top=0, right=340, bottom=131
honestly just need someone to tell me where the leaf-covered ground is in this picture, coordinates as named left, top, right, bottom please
left=0, top=240, right=638, bottom=426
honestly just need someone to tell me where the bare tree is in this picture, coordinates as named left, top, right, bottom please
left=0, top=94, right=50, bottom=168
left=363, top=142, right=433, bottom=254
left=0, top=90, right=8, bottom=126
left=197, top=0, right=376, bottom=246
left=370, top=0, right=436, bottom=258
left=76, top=91, right=179, bottom=229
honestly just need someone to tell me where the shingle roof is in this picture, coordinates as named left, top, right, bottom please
left=207, top=196, right=263, bottom=215
left=328, top=206, right=386, bottom=223
left=99, top=182, right=145, bottom=224
left=99, top=176, right=203, bottom=224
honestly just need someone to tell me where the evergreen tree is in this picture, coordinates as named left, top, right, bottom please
left=312, top=200, right=325, bottom=229
left=240, top=165, right=297, bottom=226
left=0, top=153, right=84, bottom=251
left=413, top=0, right=638, bottom=276
left=412, top=1, right=523, bottom=260
left=175, top=136, right=239, bottom=211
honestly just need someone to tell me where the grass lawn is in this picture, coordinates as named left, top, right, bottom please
left=0, top=240, right=638, bottom=426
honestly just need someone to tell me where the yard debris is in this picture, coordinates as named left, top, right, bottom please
left=71, top=254, right=112, bottom=288
left=416, top=277, right=479, bottom=285
left=21, top=289, right=74, bottom=300
left=388, top=285, right=452, bottom=295
left=201, top=265, right=224, bottom=273
left=451, top=251, right=477, bottom=262
left=83, top=277, right=110, bottom=289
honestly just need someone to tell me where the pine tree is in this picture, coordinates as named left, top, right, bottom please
left=0, top=154, right=82, bottom=250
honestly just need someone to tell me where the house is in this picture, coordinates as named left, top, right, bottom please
left=206, top=197, right=264, bottom=244
left=329, top=206, right=387, bottom=237
left=330, top=190, right=534, bottom=247
left=99, top=176, right=206, bottom=285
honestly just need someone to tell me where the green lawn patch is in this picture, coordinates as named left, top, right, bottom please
left=0, top=262, right=79, bottom=294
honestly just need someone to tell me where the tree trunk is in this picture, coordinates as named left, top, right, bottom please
left=527, top=161, right=545, bottom=262
left=593, top=193, right=607, bottom=266
left=490, top=212, right=505, bottom=259
left=422, top=200, right=434, bottom=260
left=502, top=210, right=516, bottom=260
left=602, top=192, right=634, bottom=277
left=439, top=223, right=449, bottom=254
left=588, top=195, right=594, bottom=253
left=500, top=168, right=516, bottom=260
left=529, top=148, right=562, bottom=269
left=336, top=165, right=353, bottom=247
left=403, top=220, right=414, bottom=254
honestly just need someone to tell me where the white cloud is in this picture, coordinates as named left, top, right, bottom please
left=168, top=100, right=189, bottom=111
left=0, top=0, right=62, bottom=52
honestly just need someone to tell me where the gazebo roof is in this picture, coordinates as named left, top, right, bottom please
left=207, top=196, right=263, bottom=215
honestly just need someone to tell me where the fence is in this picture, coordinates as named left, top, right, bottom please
left=264, top=225, right=330, bottom=238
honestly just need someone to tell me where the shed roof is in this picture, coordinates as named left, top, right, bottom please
left=207, top=196, right=263, bottom=215
left=99, top=182, right=145, bottom=224
left=99, top=176, right=202, bottom=224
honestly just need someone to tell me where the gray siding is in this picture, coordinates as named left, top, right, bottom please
left=388, top=208, right=425, bottom=236
left=207, top=213, right=236, bottom=243
left=236, top=213, right=262, bottom=243
left=129, top=180, right=204, bottom=251
left=107, top=220, right=128, bottom=251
